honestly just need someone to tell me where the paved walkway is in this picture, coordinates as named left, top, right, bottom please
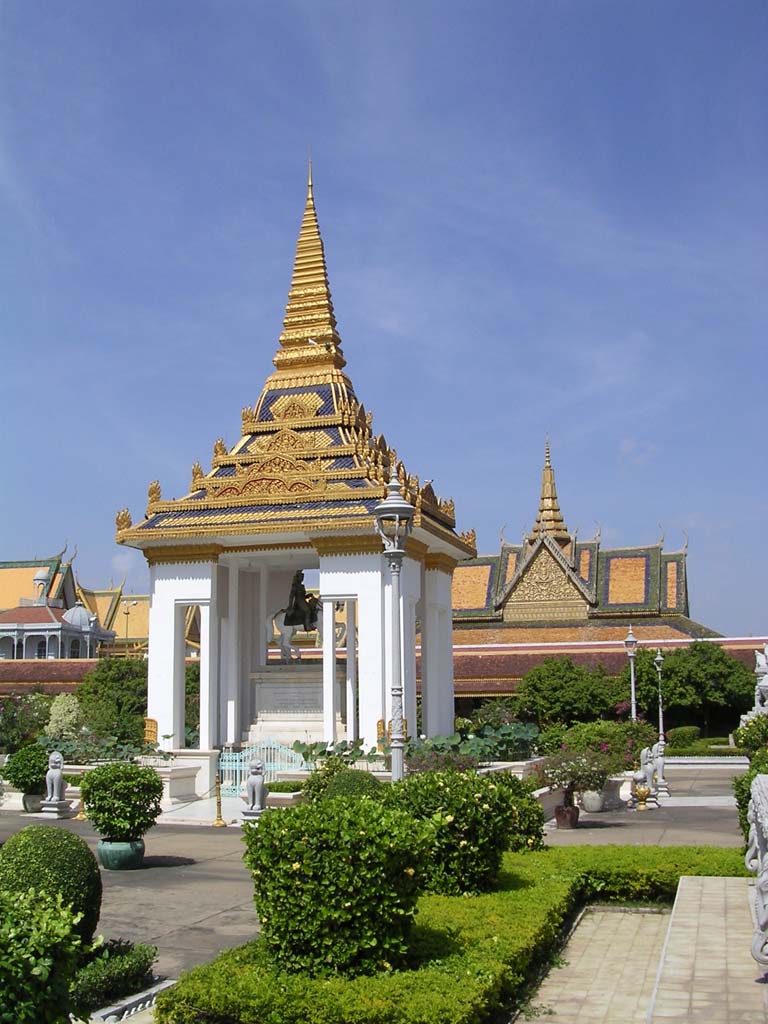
left=533, top=908, right=670, bottom=1023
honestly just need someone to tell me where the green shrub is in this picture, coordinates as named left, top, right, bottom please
left=666, top=725, right=701, bottom=748
left=79, top=762, right=163, bottom=841
left=0, top=693, right=52, bottom=754
left=489, top=772, right=545, bottom=851
left=70, top=940, right=157, bottom=1018
left=733, top=751, right=768, bottom=842
left=0, top=743, right=49, bottom=794
left=0, top=825, right=102, bottom=943
left=0, top=887, right=82, bottom=1024
left=735, top=716, right=768, bottom=756
left=385, top=770, right=518, bottom=894
left=322, top=769, right=383, bottom=801
left=243, top=798, right=430, bottom=977
left=265, top=780, right=305, bottom=793
left=560, top=720, right=655, bottom=773
left=301, top=754, right=350, bottom=803
left=155, top=845, right=747, bottom=1024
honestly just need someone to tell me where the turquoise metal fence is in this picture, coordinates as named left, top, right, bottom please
left=218, top=740, right=308, bottom=796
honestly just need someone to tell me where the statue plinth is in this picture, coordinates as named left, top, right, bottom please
left=41, top=799, right=74, bottom=819
left=246, top=663, right=346, bottom=744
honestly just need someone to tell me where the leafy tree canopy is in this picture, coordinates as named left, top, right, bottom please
left=77, top=658, right=148, bottom=747
left=513, top=658, right=624, bottom=729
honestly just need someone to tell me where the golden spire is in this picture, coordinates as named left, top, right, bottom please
left=274, top=165, right=345, bottom=371
left=530, top=439, right=570, bottom=545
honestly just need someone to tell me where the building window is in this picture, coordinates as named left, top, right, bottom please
left=36, top=639, right=46, bottom=659
left=70, top=639, right=81, bottom=659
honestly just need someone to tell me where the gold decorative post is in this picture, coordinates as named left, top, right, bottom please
left=212, top=773, right=227, bottom=828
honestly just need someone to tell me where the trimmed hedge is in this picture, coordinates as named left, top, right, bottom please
left=666, top=725, right=701, bottom=748
left=70, top=940, right=157, bottom=1018
left=383, top=770, right=521, bottom=894
left=321, top=769, right=383, bottom=802
left=733, top=750, right=768, bottom=842
left=243, top=798, right=431, bottom=976
left=0, top=887, right=82, bottom=1024
left=155, top=845, right=747, bottom=1024
left=0, top=825, right=102, bottom=943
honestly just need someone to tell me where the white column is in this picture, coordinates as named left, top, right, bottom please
left=257, top=566, right=270, bottom=666
left=199, top=592, right=220, bottom=749
left=172, top=605, right=186, bottom=744
left=422, top=565, right=455, bottom=737
left=345, top=600, right=357, bottom=741
left=220, top=566, right=241, bottom=745
left=322, top=597, right=337, bottom=743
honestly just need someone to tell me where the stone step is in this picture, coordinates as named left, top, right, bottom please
left=648, top=875, right=768, bottom=1022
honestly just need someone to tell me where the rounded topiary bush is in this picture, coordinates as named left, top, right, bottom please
left=80, top=762, right=163, bottom=841
left=666, top=725, right=702, bottom=749
left=321, top=768, right=383, bottom=802
left=0, top=824, right=102, bottom=942
left=0, top=743, right=49, bottom=794
left=386, top=770, right=519, bottom=894
left=243, top=797, right=431, bottom=977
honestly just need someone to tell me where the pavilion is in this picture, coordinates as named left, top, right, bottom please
left=116, top=168, right=475, bottom=754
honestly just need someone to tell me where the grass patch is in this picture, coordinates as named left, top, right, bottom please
left=155, top=845, right=746, bottom=1024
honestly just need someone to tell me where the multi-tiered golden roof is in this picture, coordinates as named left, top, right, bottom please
left=116, top=168, right=475, bottom=556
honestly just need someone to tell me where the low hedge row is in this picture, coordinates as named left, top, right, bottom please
left=155, top=845, right=746, bottom=1024
left=666, top=746, right=746, bottom=758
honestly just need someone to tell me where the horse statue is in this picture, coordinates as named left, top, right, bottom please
left=272, top=603, right=324, bottom=663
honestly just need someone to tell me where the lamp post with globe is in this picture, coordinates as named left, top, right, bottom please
left=374, top=470, right=414, bottom=783
left=624, top=625, right=638, bottom=722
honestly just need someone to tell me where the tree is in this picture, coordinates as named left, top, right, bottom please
left=513, top=658, right=624, bottom=728
left=77, top=658, right=148, bottom=747
left=619, top=642, right=754, bottom=734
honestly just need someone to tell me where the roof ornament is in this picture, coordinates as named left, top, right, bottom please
left=682, top=529, right=689, bottom=553
left=594, top=521, right=602, bottom=542
left=499, top=523, right=507, bottom=547
left=213, top=438, right=227, bottom=458
left=148, top=480, right=161, bottom=505
left=116, top=508, right=132, bottom=531
left=530, top=440, right=569, bottom=545
left=658, top=523, right=665, bottom=546
left=191, top=461, right=204, bottom=489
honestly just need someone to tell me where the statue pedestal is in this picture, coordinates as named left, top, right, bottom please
left=241, top=807, right=266, bottom=825
left=41, top=799, right=74, bottom=819
left=247, top=663, right=346, bottom=744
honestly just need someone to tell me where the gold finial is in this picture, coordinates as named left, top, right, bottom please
left=147, top=480, right=161, bottom=504
left=307, top=155, right=313, bottom=195
left=530, top=442, right=569, bottom=546
left=274, top=168, right=345, bottom=370
left=115, top=508, right=132, bottom=531
left=213, top=437, right=227, bottom=458
left=191, top=461, right=204, bottom=488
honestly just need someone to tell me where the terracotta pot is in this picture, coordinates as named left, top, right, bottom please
left=97, top=839, right=145, bottom=870
left=554, top=804, right=580, bottom=829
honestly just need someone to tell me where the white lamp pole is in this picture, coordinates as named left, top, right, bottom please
left=624, top=625, right=638, bottom=722
left=654, top=648, right=665, bottom=742
left=374, top=469, right=414, bottom=783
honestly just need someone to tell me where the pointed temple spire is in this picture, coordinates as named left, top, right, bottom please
left=530, top=439, right=570, bottom=545
left=274, top=165, right=345, bottom=372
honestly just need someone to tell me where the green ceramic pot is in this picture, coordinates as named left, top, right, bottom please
left=97, top=839, right=145, bottom=870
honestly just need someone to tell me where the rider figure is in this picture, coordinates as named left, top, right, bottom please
left=284, top=570, right=319, bottom=632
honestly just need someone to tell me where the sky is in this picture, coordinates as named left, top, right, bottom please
left=1, top=2, right=766, bottom=636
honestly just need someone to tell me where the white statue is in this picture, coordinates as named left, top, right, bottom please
left=756, top=645, right=768, bottom=676
left=45, top=751, right=66, bottom=803
left=245, top=759, right=266, bottom=811
left=639, top=746, right=656, bottom=792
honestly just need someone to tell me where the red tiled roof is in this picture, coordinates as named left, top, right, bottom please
left=0, top=605, right=66, bottom=624
left=0, top=659, right=97, bottom=694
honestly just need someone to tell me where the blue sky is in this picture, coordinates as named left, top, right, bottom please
left=1, top=2, right=766, bottom=635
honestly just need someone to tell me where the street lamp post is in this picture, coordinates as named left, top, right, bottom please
left=654, top=648, right=669, bottom=797
left=654, top=648, right=665, bottom=743
left=374, top=470, right=414, bottom=783
left=122, top=600, right=137, bottom=655
left=624, top=625, right=638, bottom=722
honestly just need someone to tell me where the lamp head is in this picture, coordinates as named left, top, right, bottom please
left=374, top=470, right=415, bottom=553
left=624, top=625, right=637, bottom=654
left=654, top=649, right=664, bottom=671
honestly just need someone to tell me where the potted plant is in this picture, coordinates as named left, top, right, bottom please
left=542, top=750, right=612, bottom=827
left=0, top=743, right=48, bottom=811
left=79, top=761, right=164, bottom=869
